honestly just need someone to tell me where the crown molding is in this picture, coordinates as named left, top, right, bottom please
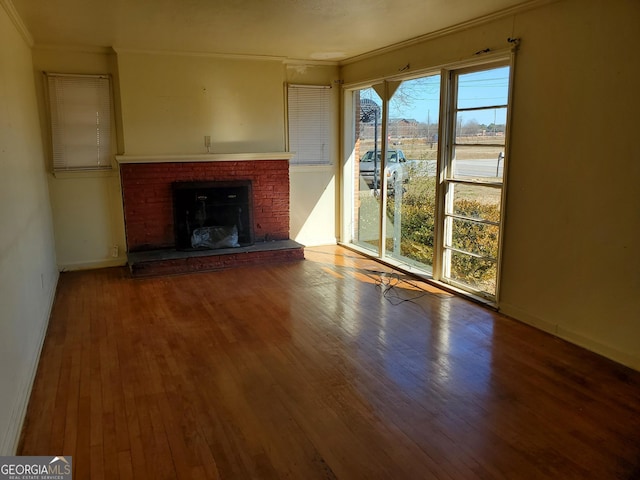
left=32, top=44, right=116, bottom=55
left=112, top=46, right=286, bottom=63
left=283, top=58, right=340, bottom=67
left=115, top=152, right=294, bottom=164
left=340, top=0, right=559, bottom=65
left=0, top=0, right=34, bottom=46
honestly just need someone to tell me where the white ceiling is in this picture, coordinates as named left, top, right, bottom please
left=11, top=0, right=532, bottom=61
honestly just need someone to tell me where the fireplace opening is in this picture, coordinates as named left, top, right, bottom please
left=173, top=180, right=254, bottom=251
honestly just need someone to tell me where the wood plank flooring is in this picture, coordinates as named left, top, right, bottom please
left=18, top=245, right=640, bottom=479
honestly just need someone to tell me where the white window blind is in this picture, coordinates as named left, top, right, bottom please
left=46, top=73, right=113, bottom=171
left=287, top=85, right=331, bottom=165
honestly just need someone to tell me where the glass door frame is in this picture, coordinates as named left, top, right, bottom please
left=436, top=59, right=513, bottom=301
left=341, top=83, right=386, bottom=256
left=341, top=52, right=515, bottom=305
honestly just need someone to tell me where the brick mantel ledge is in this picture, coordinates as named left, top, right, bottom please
left=116, top=152, right=294, bottom=164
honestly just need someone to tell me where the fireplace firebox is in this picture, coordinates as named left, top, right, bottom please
left=173, top=180, right=253, bottom=251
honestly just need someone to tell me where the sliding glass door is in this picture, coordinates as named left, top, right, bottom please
left=345, top=60, right=511, bottom=302
left=385, top=75, right=440, bottom=274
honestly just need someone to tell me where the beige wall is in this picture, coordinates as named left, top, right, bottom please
left=117, top=52, right=286, bottom=155
left=0, top=5, right=58, bottom=454
left=341, top=0, right=640, bottom=370
left=501, top=0, right=639, bottom=368
left=32, top=48, right=127, bottom=270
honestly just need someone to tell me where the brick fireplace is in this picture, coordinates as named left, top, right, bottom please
left=118, top=154, right=304, bottom=276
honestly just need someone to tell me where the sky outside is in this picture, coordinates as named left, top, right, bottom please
left=384, top=65, right=510, bottom=126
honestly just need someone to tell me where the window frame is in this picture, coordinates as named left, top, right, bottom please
left=438, top=61, right=512, bottom=301
left=286, top=84, right=333, bottom=166
left=45, top=72, right=115, bottom=172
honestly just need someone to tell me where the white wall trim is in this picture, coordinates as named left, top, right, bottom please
left=114, top=48, right=341, bottom=66
left=0, top=271, right=59, bottom=455
left=33, top=44, right=115, bottom=55
left=0, top=0, right=34, bottom=46
left=283, top=58, right=339, bottom=67
left=113, top=46, right=286, bottom=63
left=499, top=303, right=640, bottom=372
left=297, top=238, right=339, bottom=247
left=339, top=0, right=558, bottom=65
left=116, top=152, right=294, bottom=164
left=58, top=257, right=127, bottom=272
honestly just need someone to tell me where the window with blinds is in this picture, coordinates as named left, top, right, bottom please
left=287, top=85, right=332, bottom=165
left=46, top=73, right=113, bottom=171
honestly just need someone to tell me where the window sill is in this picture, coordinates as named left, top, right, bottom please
left=51, top=168, right=117, bottom=179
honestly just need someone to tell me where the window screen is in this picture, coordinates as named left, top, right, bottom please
left=287, top=85, right=332, bottom=165
left=46, top=73, right=113, bottom=171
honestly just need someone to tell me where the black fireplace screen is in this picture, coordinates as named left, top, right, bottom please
left=172, top=180, right=254, bottom=250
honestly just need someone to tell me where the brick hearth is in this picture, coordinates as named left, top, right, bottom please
left=126, top=240, right=304, bottom=277
left=119, top=157, right=303, bottom=276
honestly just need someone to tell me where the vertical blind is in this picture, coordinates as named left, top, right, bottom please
left=287, top=85, right=331, bottom=165
left=47, top=73, right=113, bottom=171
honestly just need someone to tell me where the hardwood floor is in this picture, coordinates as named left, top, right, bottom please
left=19, top=245, right=640, bottom=479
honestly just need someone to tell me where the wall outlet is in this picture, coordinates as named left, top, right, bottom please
left=111, top=245, right=119, bottom=257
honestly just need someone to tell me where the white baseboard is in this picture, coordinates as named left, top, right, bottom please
left=499, top=302, right=639, bottom=372
left=0, top=270, right=59, bottom=455
left=294, top=237, right=338, bottom=248
left=58, top=255, right=127, bottom=271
